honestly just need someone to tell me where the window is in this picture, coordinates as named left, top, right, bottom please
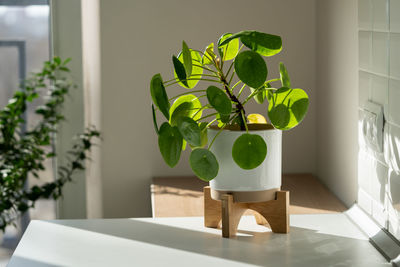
left=0, top=0, right=54, bottom=251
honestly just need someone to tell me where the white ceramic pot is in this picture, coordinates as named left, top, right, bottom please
left=207, top=124, right=282, bottom=201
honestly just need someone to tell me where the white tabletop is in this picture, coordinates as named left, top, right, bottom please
left=8, top=214, right=389, bottom=267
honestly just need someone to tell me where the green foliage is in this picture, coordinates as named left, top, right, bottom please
left=268, top=87, right=309, bottom=130
left=206, top=86, right=232, bottom=115
left=150, top=30, right=309, bottom=181
left=219, top=30, right=282, bottom=57
left=202, top=43, right=216, bottom=65
left=217, top=33, right=239, bottom=61
left=158, top=122, right=183, bottom=167
left=0, top=57, right=100, bottom=231
left=177, top=117, right=201, bottom=147
left=235, top=50, right=267, bottom=88
left=150, top=74, right=170, bottom=120
left=169, top=94, right=202, bottom=126
left=279, top=63, right=291, bottom=88
left=189, top=148, right=219, bottom=181
left=182, top=41, right=193, bottom=77
left=232, top=134, right=267, bottom=170
left=174, top=50, right=203, bottom=89
left=172, top=55, right=188, bottom=87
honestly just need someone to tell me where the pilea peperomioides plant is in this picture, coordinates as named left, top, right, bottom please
left=151, top=30, right=309, bottom=181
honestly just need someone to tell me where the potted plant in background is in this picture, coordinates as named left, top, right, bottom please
left=0, top=57, right=100, bottom=231
left=150, top=30, right=308, bottom=201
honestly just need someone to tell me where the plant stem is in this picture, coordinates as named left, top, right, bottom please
left=208, top=124, right=227, bottom=149
left=231, top=80, right=242, bottom=91
left=165, top=78, right=222, bottom=87
left=168, top=90, right=206, bottom=101
left=208, top=113, right=239, bottom=150
left=164, top=74, right=218, bottom=85
left=192, top=64, right=220, bottom=75
left=192, top=104, right=210, bottom=119
left=195, top=112, right=219, bottom=122
left=237, top=84, right=246, bottom=98
left=225, top=60, right=234, bottom=79
left=218, top=73, right=246, bottom=130
left=206, top=118, right=217, bottom=128
left=281, top=88, right=294, bottom=104
left=266, top=78, right=281, bottom=84
left=240, top=110, right=249, bottom=133
left=228, top=69, right=236, bottom=87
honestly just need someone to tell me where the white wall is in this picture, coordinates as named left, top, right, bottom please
left=99, top=0, right=317, bottom=218
left=316, top=0, right=359, bottom=207
left=358, top=0, right=400, bottom=239
left=81, top=0, right=103, bottom=218
left=51, top=0, right=87, bottom=219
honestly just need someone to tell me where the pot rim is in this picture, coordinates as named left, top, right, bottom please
left=207, top=123, right=278, bottom=132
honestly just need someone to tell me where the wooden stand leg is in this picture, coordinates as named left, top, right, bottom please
left=204, top=187, right=290, bottom=237
left=254, top=212, right=268, bottom=225
left=221, top=194, right=247, bottom=238
left=204, top=186, right=221, bottom=228
left=249, top=191, right=290, bottom=233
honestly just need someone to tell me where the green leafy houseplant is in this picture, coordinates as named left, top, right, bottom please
left=0, top=57, right=100, bottom=231
left=151, top=30, right=309, bottom=181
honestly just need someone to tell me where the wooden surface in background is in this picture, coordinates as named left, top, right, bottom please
left=151, top=174, right=347, bottom=217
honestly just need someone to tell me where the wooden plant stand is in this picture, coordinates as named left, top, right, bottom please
left=204, top=186, right=289, bottom=238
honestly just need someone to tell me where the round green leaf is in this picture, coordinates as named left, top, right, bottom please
left=169, top=94, right=202, bottom=126
left=182, top=41, right=192, bottom=77
left=158, top=122, right=183, bottom=167
left=268, top=104, right=290, bottom=129
left=218, top=33, right=239, bottom=61
left=268, top=87, right=309, bottom=130
left=190, top=148, right=219, bottom=181
left=172, top=55, right=188, bottom=87
left=279, top=62, right=291, bottom=88
left=150, top=74, right=170, bottom=120
left=240, top=31, right=282, bottom=57
left=250, top=86, right=266, bottom=104
left=151, top=104, right=159, bottom=135
left=174, top=50, right=203, bottom=89
left=232, top=134, right=267, bottom=170
left=206, top=86, right=232, bottom=115
left=216, top=113, right=230, bottom=124
left=218, top=30, right=282, bottom=57
left=177, top=117, right=201, bottom=147
left=235, top=50, right=267, bottom=89
left=202, top=43, right=216, bottom=65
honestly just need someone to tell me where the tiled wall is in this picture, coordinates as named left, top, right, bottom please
left=358, top=0, right=400, bottom=238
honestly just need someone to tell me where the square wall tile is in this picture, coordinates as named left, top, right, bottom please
left=388, top=170, right=400, bottom=238
left=359, top=188, right=373, bottom=215
left=390, top=33, right=400, bottom=79
left=372, top=0, right=389, bottom=31
left=388, top=198, right=400, bottom=238
left=359, top=0, right=373, bottom=30
left=372, top=32, right=389, bottom=75
left=384, top=123, right=391, bottom=164
left=359, top=31, right=372, bottom=71
left=371, top=74, right=389, bottom=117
left=390, top=0, right=400, bottom=33
left=387, top=124, right=400, bottom=173
left=373, top=200, right=387, bottom=227
left=388, top=170, right=400, bottom=210
left=389, top=79, right=400, bottom=125
left=359, top=70, right=371, bottom=105
left=370, top=159, right=389, bottom=204
left=359, top=150, right=372, bottom=192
